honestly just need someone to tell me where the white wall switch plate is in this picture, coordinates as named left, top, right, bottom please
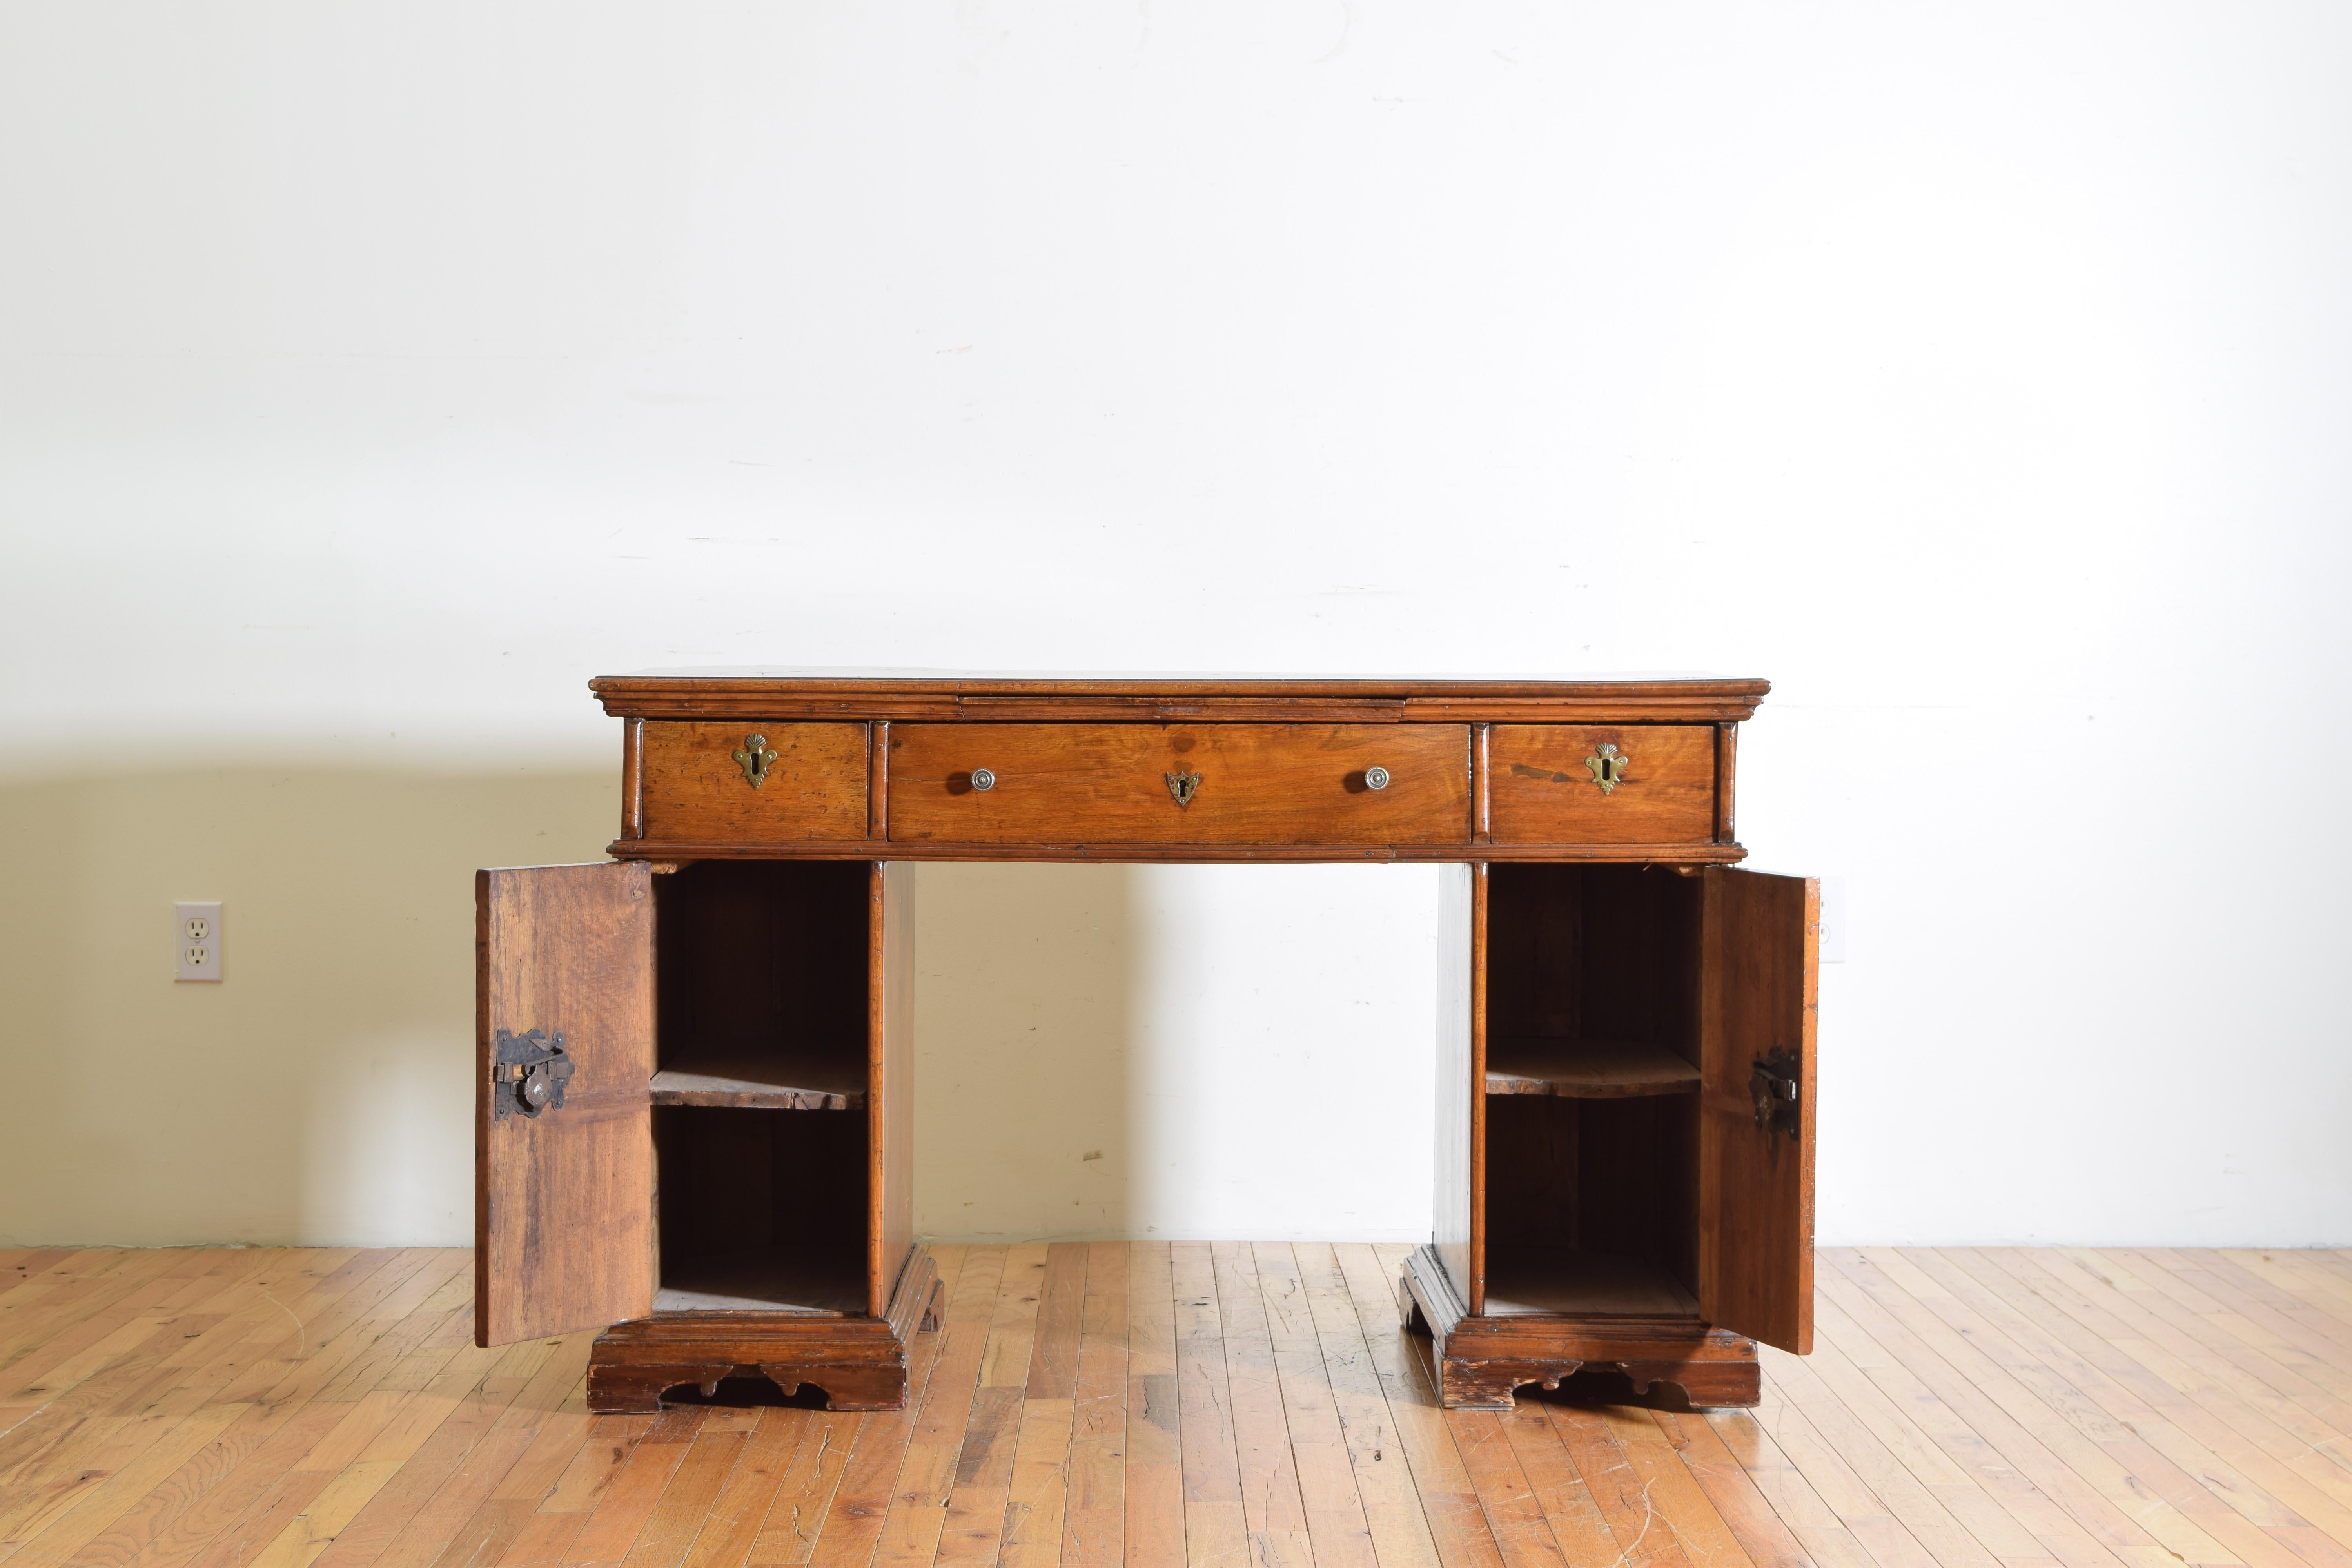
left=1816, top=877, right=1846, bottom=963
left=176, top=901, right=223, bottom=981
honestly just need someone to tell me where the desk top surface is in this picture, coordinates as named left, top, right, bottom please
left=592, top=670, right=1771, bottom=722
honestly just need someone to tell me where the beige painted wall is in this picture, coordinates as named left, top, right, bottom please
left=0, top=767, right=613, bottom=1245
left=0, top=773, right=1441, bottom=1247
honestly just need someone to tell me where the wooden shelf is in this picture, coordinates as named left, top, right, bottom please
left=1483, top=1246, right=1700, bottom=1318
left=650, top=1047, right=866, bottom=1110
left=1484, top=1038, right=1700, bottom=1099
left=654, top=1256, right=865, bottom=1316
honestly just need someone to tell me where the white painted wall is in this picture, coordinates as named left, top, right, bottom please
left=3, top=2, right=2347, bottom=1247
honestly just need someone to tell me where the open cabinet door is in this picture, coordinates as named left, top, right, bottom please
left=1695, top=867, right=1818, bottom=1354
left=1426, top=863, right=1486, bottom=1312
left=868, top=861, right=916, bottom=1316
left=476, top=861, right=656, bottom=1346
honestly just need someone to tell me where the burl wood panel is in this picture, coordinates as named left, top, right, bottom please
left=886, top=723, right=1470, bottom=846
left=639, top=720, right=870, bottom=843
left=1697, top=867, right=1818, bottom=1355
left=869, top=861, right=915, bottom=1316
left=475, top=861, right=655, bottom=1346
left=1486, top=725, right=1716, bottom=845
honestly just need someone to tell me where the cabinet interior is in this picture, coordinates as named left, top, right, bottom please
left=1485, top=864, right=1702, bottom=1318
left=651, top=860, right=870, bottom=1314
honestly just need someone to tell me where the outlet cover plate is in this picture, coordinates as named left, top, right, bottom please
left=176, top=901, right=222, bottom=982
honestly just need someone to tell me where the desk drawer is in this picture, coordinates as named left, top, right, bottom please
left=887, top=724, right=1470, bottom=846
left=641, top=721, right=870, bottom=842
left=1487, top=725, right=1715, bottom=845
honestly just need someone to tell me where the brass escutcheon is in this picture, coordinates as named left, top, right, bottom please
left=1585, top=743, right=1630, bottom=794
left=733, top=733, right=779, bottom=789
left=1165, top=770, right=1201, bottom=807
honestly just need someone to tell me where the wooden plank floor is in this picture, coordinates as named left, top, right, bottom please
left=4, top=1246, right=2351, bottom=1568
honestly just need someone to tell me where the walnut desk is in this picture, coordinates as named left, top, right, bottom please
left=473, top=674, right=1817, bottom=1412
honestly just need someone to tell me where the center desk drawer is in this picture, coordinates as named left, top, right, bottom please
left=887, top=724, right=1470, bottom=846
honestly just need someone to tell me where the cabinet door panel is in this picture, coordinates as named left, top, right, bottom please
left=869, top=862, right=915, bottom=1316
left=1433, top=863, right=1486, bottom=1312
left=476, top=861, right=656, bottom=1345
left=1695, top=868, right=1817, bottom=1354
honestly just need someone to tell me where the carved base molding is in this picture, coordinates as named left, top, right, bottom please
left=1399, top=1245, right=1760, bottom=1411
left=587, top=1248, right=940, bottom=1414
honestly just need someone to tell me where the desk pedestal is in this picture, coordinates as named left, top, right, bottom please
left=1400, top=1246, right=1760, bottom=1411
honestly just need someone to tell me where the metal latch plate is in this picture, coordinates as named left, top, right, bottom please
left=1749, top=1047, right=1800, bottom=1140
left=491, top=1028, right=574, bottom=1120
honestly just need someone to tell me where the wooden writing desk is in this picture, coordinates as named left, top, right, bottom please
left=474, top=675, right=1817, bottom=1411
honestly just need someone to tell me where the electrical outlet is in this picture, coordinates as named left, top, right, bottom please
left=176, top=901, right=222, bottom=981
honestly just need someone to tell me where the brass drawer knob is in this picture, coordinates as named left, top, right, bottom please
left=969, top=768, right=996, bottom=792
left=1363, top=766, right=1390, bottom=791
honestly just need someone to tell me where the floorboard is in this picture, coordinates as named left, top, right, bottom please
left=2, top=1248, right=2345, bottom=1568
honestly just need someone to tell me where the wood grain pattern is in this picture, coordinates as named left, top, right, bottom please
left=886, top=724, right=1470, bottom=848
left=1472, top=726, right=1492, bottom=844
left=1480, top=1248, right=1700, bottom=1316
left=509, top=675, right=1795, bottom=1445
left=586, top=1248, right=936, bottom=1414
left=1470, top=869, right=1489, bottom=1318
left=1434, top=866, right=1479, bottom=1318
left=1484, top=1039, right=1703, bottom=1099
left=639, top=722, right=870, bottom=844
left=592, top=675, right=1772, bottom=725
left=1063, top=1241, right=1129, bottom=1568
left=624, top=719, right=646, bottom=841
left=1402, top=1247, right=1761, bottom=1410
left=476, top=862, right=656, bottom=1347
left=1697, top=869, right=1819, bottom=1357
left=611, top=840, right=1753, bottom=866
left=652, top=860, right=870, bottom=1122
left=1124, top=1243, right=1183, bottom=1568
left=4, top=1243, right=2348, bottom=1568
left=1486, top=726, right=1717, bottom=846
left=871, top=862, right=916, bottom=1319
left=647, top=1061, right=863, bottom=1111
left=1715, top=723, right=1739, bottom=844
